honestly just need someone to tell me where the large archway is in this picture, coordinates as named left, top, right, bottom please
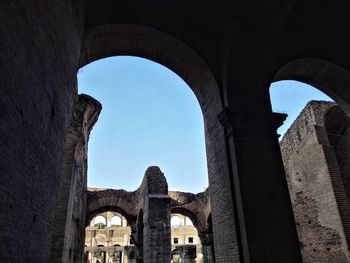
left=78, top=23, right=239, bottom=262
left=270, top=58, right=350, bottom=262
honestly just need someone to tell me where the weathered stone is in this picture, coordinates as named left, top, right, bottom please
left=280, top=101, right=350, bottom=263
left=5, top=1, right=350, bottom=262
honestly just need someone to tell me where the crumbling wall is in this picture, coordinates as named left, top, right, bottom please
left=280, top=101, right=350, bottom=263
left=50, top=94, right=101, bottom=263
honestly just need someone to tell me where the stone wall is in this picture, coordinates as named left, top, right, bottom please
left=51, top=94, right=101, bottom=263
left=0, top=2, right=84, bottom=262
left=86, top=171, right=213, bottom=263
left=280, top=101, right=350, bottom=262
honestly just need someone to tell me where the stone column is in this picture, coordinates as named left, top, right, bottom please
left=143, top=194, right=171, bottom=263
left=201, top=246, right=214, bottom=263
left=199, top=232, right=214, bottom=263
left=177, top=245, right=196, bottom=263
left=220, top=86, right=302, bottom=262
left=124, top=246, right=137, bottom=263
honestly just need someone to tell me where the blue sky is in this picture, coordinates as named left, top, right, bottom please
left=270, top=80, right=332, bottom=136
left=78, top=56, right=332, bottom=193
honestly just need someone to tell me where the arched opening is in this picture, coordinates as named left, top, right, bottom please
left=170, top=213, right=202, bottom=262
left=67, top=23, right=237, bottom=262
left=325, top=105, right=350, bottom=202
left=171, top=215, right=183, bottom=227
left=78, top=56, right=208, bottom=193
left=269, top=59, right=350, bottom=262
left=110, top=216, right=122, bottom=227
left=93, top=216, right=107, bottom=229
left=79, top=53, right=211, bottom=261
left=85, top=211, right=131, bottom=263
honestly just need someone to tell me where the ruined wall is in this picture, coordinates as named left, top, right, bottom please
left=62, top=95, right=101, bottom=263
left=280, top=101, right=350, bottom=262
left=325, top=106, right=350, bottom=202
left=50, top=95, right=101, bottom=262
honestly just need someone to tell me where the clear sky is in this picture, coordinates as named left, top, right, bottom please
left=270, top=80, right=332, bottom=137
left=78, top=56, right=332, bottom=193
left=78, top=56, right=207, bottom=193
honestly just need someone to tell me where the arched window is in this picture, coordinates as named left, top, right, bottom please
left=171, top=215, right=182, bottom=226
left=111, top=216, right=122, bottom=227
left=94, top=215, right=107, bottom=229
left=184, top=217, right=193, bottom=226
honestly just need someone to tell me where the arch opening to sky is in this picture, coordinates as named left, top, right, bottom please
left=78, top=56, right=208, bottom=193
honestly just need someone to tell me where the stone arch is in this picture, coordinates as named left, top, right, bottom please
left=171, top=207, right=205, bottom=234
left=79, top=24, right=222, bottom=110
left=79, top=23, right=236, bottom=260
left=86, top=189, right=138, bottom=227
left=325, top=105, right=350, bottom=202
left=272, top=58, right=350, bottom=116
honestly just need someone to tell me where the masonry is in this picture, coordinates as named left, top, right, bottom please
left=85, top=167, right=212, bottom=263
left=280, top=101, right=350, bottom=263
left=2, top=1, right=350, bottom=262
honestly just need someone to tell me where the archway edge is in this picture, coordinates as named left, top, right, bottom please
left=79, top=23, right=223, bottom=112
left=85, top=205, right=135, bottom=227
left=272, top=58, right=350, bottom=116
left=171, top=207, right=205, bottom=233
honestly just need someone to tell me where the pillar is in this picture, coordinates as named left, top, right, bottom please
left=202, top=246, right=214, bottom=263
left=177, top=245, right=196, bottom=263
left=221, top=69, right=302, bottom=262
left=143, top=194, right=171, bottom=263
left=199, top=232, right=214, bottom=263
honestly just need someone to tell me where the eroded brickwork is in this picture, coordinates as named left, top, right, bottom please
left=280, top=101, right=350, bottom=263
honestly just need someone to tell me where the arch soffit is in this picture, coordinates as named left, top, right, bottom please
left=79, top=23, right=223, bottom=114
left=86, top=190, right=138, bottom=226
left=272, top=58, right=350, bottom=117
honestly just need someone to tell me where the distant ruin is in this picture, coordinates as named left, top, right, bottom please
left=85, top=167, right=212, bottom=263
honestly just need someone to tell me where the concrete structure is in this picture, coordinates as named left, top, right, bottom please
left=280, top=101, right=350, bottom=263
left=4, top=2, right=350, bottom=262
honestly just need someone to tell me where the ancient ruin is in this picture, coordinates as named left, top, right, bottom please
left=2, top=1, right=350, bottom=262
left=84, top=212, right=203, bottom=263
left=280, top=101, right=350, bottom=262
left=84, top=167, right=212, bottom=263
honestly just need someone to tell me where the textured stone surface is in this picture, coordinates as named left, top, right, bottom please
left=5, top=1, right=350, bottom=262
left=50, top=94, right=101, bottom=263
left=86, top=173, right=213, bottom=263
left=280, top=101, right=350, bottom=263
